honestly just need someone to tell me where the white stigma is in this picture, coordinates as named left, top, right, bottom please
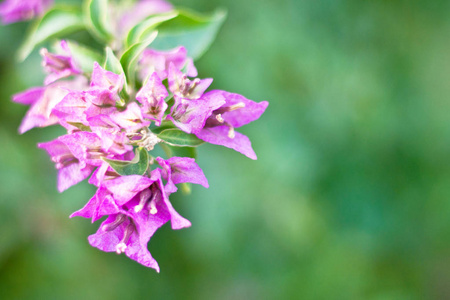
left=228, top=127, right=235, bottom=139
left=149, top=201, right=158, bottom=215
left=216, top=114, right=224, bottom=123
left=134, top=204, right=144, bottom=213
left=116, top=243, right=127, bottom=254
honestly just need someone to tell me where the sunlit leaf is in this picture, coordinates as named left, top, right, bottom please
left=120, top=31, right=158, bottom=85
left=157, top=128, right=204, bottom=147
left=125, top=11, right=178, bottom=48
left=84, top=0, right=113, bottom=43
left=18, top=6, right=85, bottom=61
left=150, top=8, right=227, bottom=60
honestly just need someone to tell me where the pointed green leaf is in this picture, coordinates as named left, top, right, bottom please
left=125, top=11, right=178, bottom=48
left=120, top=31, right=158, bottom=85
left=104, top=47, right=125, bottom=75
left=157, top=128, right=204, bottom=147
left=150, top=8, right=227, bottom=60
left=84, top=0, right=113, bottom=43
left=18, top=6, right=85, bottom=61
left=104, top=47, right=129, bottom=102
left=102, top=147, right=149, bottom=176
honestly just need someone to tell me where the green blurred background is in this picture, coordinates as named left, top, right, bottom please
left=1, top=0, right=450, bottom=299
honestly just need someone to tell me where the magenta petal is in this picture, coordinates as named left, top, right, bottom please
left=166, top=157, right=209, bottom=188
left=103, top=175, right=154, bottom=206
left=38, top=139, right=94, bottom=192
left=110, top=102, right=150, bottom=131
left=12, top=87, right=45, bottom=105
left=90, top=62, right=124, bottom=92
left=136, top=72, right=168, bottom=125
left=88, top=211, right=165, bottom=271
left=168, top=92, right=225, bottom=134
left=217, top=91, right=269, bottom=128
left=0, top=0, right=53, bottom=24
left=57, top=161, right=95, bottom=192
left=196, top=126, right=257, bottom=160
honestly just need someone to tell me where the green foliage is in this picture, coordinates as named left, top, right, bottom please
left=150, top=9, right=227, bottom=60
left=84, top=0, right=113, bottom=43
left=125, top=12, right=178, bottom=48
left=119, top=31, right=158, bottom=85
left=18, top=6, right=85, bottom=61
left=157, top=128, right=204, bottom=147
left=102, top=147, right=149, bottom=176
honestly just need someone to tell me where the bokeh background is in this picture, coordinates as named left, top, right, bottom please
left=1, top=0, right=450, bottom=299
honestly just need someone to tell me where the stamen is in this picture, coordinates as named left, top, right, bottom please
left=228, top=102, right=246, bottom=111
left=147, top=189, right=160, bottom=215
left=216, top=114, right=225, bottom=123
left=228, top=126, right=235, bottom=139
left=102, top=214, right=126, bottom=232
left=115, top=222, right=135, bottom=254
left=52, top=153, right=77, bottom=169
left=135, top=189, right=151, bottom=213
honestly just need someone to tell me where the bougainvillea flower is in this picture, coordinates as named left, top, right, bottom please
left=139, top=46, right=197, bottom=80
left=90, top=62, right=124, bottom=94
left=40, top=40, right=81, bottom=85
left=0, top=0, right=52, bottom=24
left=38, top=139, right=94, bottom=192
left=195, top=91, right=268, bottom=159
left=88, top=207, right=166, bottom=271
left=13, top=77, right=88, bottom=134
left=109, top=102, right=150, bottom=131
left=104, top=171, right=191, bottom=230
left=58, top=131, right=107, bottom=167
left=70, top=187, right=122, bottom=222
left=136, top=72, right=168, bottom=126
left=167, top=91, right=226, bottom=134
left=168, top=63, right=212, bottom=100
left=156, top=156, right=209, bottom=193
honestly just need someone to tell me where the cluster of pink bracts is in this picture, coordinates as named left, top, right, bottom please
left=13, top=40, right=268, bottom=270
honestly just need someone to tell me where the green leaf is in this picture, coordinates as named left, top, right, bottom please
left=125, top=12, right=178, bottom=48
left=104, top=47, right=125, bottom=75
left=104, top=47, right=129, bottom=102
left=52, top=40, right=102, bottom=73
left=84, top=0, right=113, bottom=43
left=120, top=31, right=158, bottom=85
left=150, top=8, right=227, bottom=60
left=18, top=6, right=85, bottom=61
left=102, top=147, right=149, bottom=176
left=157, top=128, right=204, bottom=147
left=150, top=120, right=177, bottom=135
left=66, top=122, right=92, bottom=132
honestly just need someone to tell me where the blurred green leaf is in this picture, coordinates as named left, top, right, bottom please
left=150, top=8, right=227, bottom=60
left=104, top=47, right=124, bottom=75
left=102, top=147, right=149, bottom=176
left=157, top=128, right=204, bottom=147
left=125, top=12, right=178, bottom=48
left=104, top=47, right=129, bottom=101
left=84, top=0, right=113, bottom=43
left=17, top=6, right=85, bottom=61
left=120, top=31, right=158, bottom=85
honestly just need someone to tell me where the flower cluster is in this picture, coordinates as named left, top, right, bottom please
left=14, top=40, right=267, bottom=270
left=9, top=0, right=267, bottom=271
